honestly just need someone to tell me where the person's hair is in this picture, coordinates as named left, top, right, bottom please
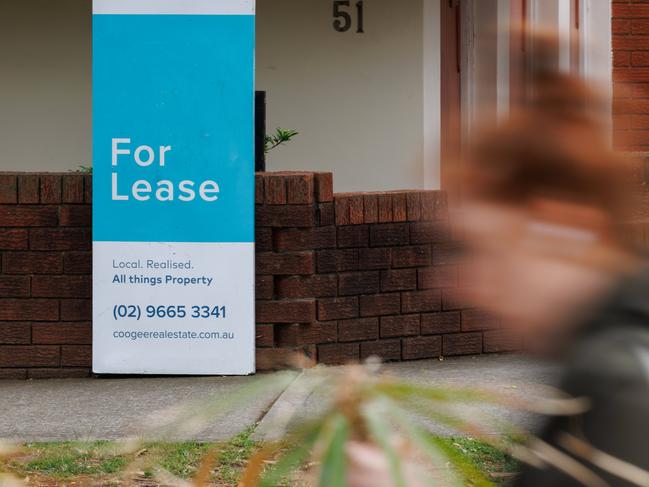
left=464, top=32, right=631, bottom=226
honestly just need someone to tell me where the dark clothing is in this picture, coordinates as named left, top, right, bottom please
left=517, top=270, right=649, bottom=486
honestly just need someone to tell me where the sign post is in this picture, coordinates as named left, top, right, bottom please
left=92, top=0, right=256, bottom=375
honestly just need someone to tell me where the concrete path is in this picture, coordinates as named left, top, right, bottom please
left=0, top=355, right=558, bottom=442
left=256, top=354, right=562, bottom=440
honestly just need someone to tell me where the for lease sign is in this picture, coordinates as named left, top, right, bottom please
left=92, top=0, right=256, bottom=375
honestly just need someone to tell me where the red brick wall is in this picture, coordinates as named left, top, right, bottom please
left=0, top=172, right=513, bottom=379
left=613, top=1, right=649, bottom=150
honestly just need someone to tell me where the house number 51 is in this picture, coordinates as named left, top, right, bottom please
left=333, top=0, right=365, bottom=33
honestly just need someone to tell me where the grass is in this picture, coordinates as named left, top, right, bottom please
left=0, top=431, right=519, bottom=486
left=441, top=437, right=520, bottom=485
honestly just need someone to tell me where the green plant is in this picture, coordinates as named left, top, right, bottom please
left=265, top=128, right=299, bottom=154
left=238, top=363, right=596, bottom=487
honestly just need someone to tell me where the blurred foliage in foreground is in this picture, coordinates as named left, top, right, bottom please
left=0, top=360, right=619, bottom=486
left=0, top=433, right=518, bottom=486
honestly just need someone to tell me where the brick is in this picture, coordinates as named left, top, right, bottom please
left=418, top=266, right=458, bottom=289
left=360, top=293, right=401, bottom=317
left=632, top=114, right=649, bottom=128
left=318, top=342, right=359, bottom=365
left=255, top=324, right=275, bottom=347
left=443, top=333, right=483, bottom=356
left=484, top=329, right=523, bottom=353
left=613, top=19, right=631, bottom=35
left=84, top=175, right=92, bottom=203
left=0, top=276, right=30, bottom=298
left=632, top=51, right=649, bottom=66
left=3, top=252, right=63, bottom=274
left=61, top=299, right=91, bottom=321
left=62, top=175, right=85, bottom=203
left=61, top=345, right=92, bottom=367
left=319, top=203, right=335, bottom=226
left=377, top=194, right=393, bottom=222
left=256, top=227, right=273, bottom=252
left=370, top=223, right=409, bottom=247
left=410, top=222, right=452, bottom=244
left=32, top=276, right=91, bottom=298
left=361, top=339, right=401, bottom=361
left=335, top=196, right=351, bottom=225
left=256, top=275, right=274, bottom=300
left=392, top=246, right=431, bottom=268
left=0, top=369, right=27, bottom=379
left=363, top=194, right=378, bottom=223
left=59, top=206, right=91, bottom=226
left=381, top=269, right=417, bottom=292
left=435, top=192, right=449, bottom=220
left=339, top=271, right=380, bottom=296
left=344, top=195, right=362, bottom=225
left=615, top=51, right=631, bottom=67
left=275, top=226, right=336, bottom=251
left=392, top=193, right=407, bottom=222
left=338, top=225, right=369, bottom=248
left=256, top=300, right=316, bottom=323
left=406, top=192, right=421, bottom=221
left=264, top=175, right=287, bottom=204
left=40, top=175, right=62, bottom=204
left=339, top=317, right=379, bottom=342
left=0, top=175, right=17, bottom=204
left=0, top=346, right=60, bottom=367
left=0, top=229, right=28, bottom=250
left=314, top=173, right=334, bottom=202
left=613, top=4, right=649, bottom=19
left=403, top=336, right=442, bottom=360
left=276, top=274, right=337, bottom=299
left=318, top=297, right=359, bottom=321
left=317, top=249, right=359, bottom=273
left=359, top=248, right=391, bottom=270
left=32, top=322, right=92, bottom=345
left=421, top=312, right=461, bottom=335
left=286, top=173, right=314, bottom=204
left=0, top=206, right=58, bottom=227
left=0, top=299, right=58, bottom=321
left=632, top=19, right=649, bottom=35
left=255, top=174, right=265, bottom=204
left=420, top=192, right=436, bottom=220
left=442, top=289, right=471, bottom=310
left=0, top=322, right=31, bottom=344
left=18, top=175, right=39, bottom=204
left=63, top=252, right=92, bottom=274
left=28, top=368, right=91, bottom=379
left=256, top=205, right=316, bottom=228
left=30, top=229, right=91, bottom=251
left=276, top=322, right=337, bottom=346
left=462, top=309, right=500, bottom=331
left=433, top=243, right=464, bottom=265
left=402, top=290, right=442, bottom=313
left=381, top=315, right=420, bottom=338
left=256, top=252, right=314, bottom=275
left=614, top=69, right=649, bottom=84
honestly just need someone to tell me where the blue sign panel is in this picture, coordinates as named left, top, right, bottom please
left=92, top=0, right=256, bottom=375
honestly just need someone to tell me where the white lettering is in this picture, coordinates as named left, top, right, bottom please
left=112, top=138, right=131, bottom=166
left=156, top=180, right=174, bottom=201
left=111, top=172, right=129, bottom=201
left=199, top=180, right=220, bottom=202
left=178, top=180, right=196, bottom=202
left=132, top=180, right=152, bottom=201
left=134, top=145, right=156, bottom=167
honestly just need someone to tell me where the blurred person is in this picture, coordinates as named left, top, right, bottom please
left=462, top=33, right=649, bottom=486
